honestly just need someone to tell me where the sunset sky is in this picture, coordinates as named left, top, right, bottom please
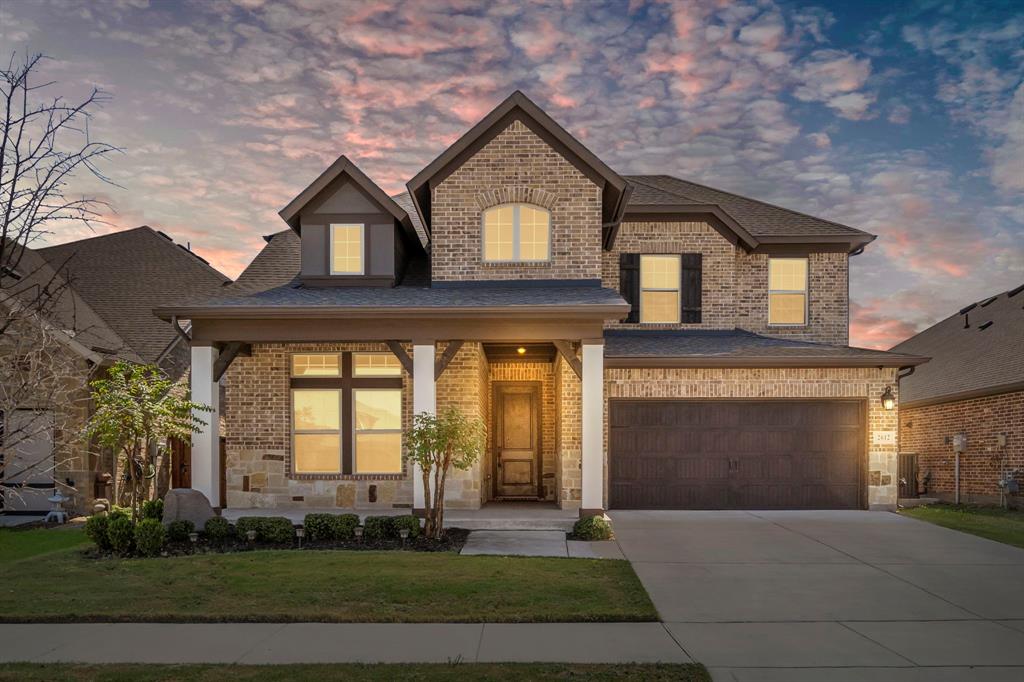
left=4, top=0, right=1022, bottom=349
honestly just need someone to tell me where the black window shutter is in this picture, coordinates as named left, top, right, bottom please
left=681, top=253, right=702, bottom=323
left=619, top=253, right=640, bottom=323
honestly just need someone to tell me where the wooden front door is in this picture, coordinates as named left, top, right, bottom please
left=493, top=382, right=541, bottom=499
left=169, top=437, right=191, bottom=489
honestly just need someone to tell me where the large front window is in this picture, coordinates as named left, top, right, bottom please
left=330, top=224, right=364, bottom=274
left=640, top=255, right=681, bottom=324
left=768, top=258, right=808, bottom=325
left=290, top=352, right=404, bottom=476
left=482, top=204, right=550, bottom=262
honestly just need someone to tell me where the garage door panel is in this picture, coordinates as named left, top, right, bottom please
left=609, top=400, right=865, bottom=510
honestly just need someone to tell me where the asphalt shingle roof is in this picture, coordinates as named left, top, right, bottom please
left=39, top=226, right=231, bottom=362
left=606, top=329, right=921, bottom=364
left=625, top=175, right=870, bottom=239
left=891, top=285, right=1024, bottom=405
left=231, top=230, right=300, bottom=294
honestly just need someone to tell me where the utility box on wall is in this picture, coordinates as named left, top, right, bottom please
left=953, top=433, right=968, bottom=454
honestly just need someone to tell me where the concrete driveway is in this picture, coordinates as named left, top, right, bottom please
left=610, top=510, right=1024, bottom=681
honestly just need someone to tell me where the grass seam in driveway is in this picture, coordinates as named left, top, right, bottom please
left=0, top=529, right=657, bottom=624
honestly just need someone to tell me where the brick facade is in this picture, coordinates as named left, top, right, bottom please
left=900, top=390, right=1024, bottom=507
left=430, top=119, right=603, bottom=282
left=605, top=366, right=900, bottom=509
left=602, top=220, right=849, bottom=344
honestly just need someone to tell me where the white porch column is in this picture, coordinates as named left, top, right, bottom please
left=412, top=342, right=436, bottom=511
left=190, top=344, right=221, bottom=507
left=581, top=340, right=605, bottom=513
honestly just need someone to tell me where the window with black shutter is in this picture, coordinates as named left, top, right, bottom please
left=619, top=253, right=640, bottom=323
left=681, top=253, right=702, bottom=323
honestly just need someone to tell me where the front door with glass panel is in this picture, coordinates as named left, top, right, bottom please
left=492, top=382, right=541, bottom=499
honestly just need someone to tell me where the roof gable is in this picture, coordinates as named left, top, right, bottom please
left=406, top=91, right=628, bottom=237
left=278, top=155, right=415, bottom=241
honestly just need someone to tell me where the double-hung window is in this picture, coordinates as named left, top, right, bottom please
left=639, top=255, right=681, bottom=324
left=482, top=204, right=550, bottom=262
left=330, top=223, right=364, bottom=274
left=768, top=258, right=808, bottom=325
left=290, top=352, right=404, bottom=476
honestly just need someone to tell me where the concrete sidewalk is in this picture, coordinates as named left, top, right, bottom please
left=0, top=622, right=690, bottom=665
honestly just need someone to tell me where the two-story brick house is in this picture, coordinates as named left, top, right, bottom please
left=157, top=92, right=927, bottom=516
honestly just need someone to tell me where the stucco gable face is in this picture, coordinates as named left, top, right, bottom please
left=430, top=119, right=603, bottom=282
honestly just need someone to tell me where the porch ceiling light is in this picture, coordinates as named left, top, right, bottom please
left=517, top=346, right=526, bottom=355
left=880, top=386, right=896, bottom=411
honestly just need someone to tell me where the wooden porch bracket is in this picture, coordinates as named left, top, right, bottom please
left=386, top=340, right=415, bottom=376
left=212, top=341, right=252, bottom=382
left=435, top=340, right=464, bottom=380
left=553, top=340, right=582, bottom=380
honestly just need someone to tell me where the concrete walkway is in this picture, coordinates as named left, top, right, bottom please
left=460, top=530, right=625, bottom=558
left=0, top=622, right=690, bottom=665
left=610, top=510, right=1024, bottom=681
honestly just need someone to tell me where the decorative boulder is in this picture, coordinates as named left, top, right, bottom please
left=162, top=488, right=215, bottom=529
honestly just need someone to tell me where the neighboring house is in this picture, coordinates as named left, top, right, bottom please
left=0, top=227, right=229, bottom=515
left=157, top=92, right=926, bottom=515
left=892, top=286, right=1024, bottom=507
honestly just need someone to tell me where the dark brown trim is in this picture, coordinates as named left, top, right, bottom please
left=212, top=342, right=252, bottom=382
left=406, top=91, right=627, bottom=235
left=279, top=155, right=412, bottom=234
left=491, top=381, right=543, bottom=501
left=604, top=354, right=930, bottom=369
left=553, top=340, right=582, bottom=379
left=188, top=317, right=608, bottom=345
left=386, top=341, right=415, bottom=376
left=434, top=340, right=464, bottom=380
left=158, top=304, right=629, bottom=321
left=899, top=381, right=1024, bottom=409
left=299, top=275, right=396, bottom=288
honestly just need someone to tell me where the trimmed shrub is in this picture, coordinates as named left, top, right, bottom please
left=167, top=519, right=195, bottom=543
left=391, top=515, right=421, bottom=539
left=334, top=513, right=360, bottom=540
left=203, top=516, right=232, bottom=542
left=141, top=499, right=164, bottom=521
left=134, top=518, right=165, bottom=557
left=362, top=515, right=393, bottom=541
left=107, top=516, right=136, bottom=555
left=107, top=506, right=130, bottom=522
left=236, top=516, right=294, bottom=544
left=303, top=513, right=336, bottom=542
left=85, top=514, right=111, bottom=550
left=573, top=515, right=613, bottom=541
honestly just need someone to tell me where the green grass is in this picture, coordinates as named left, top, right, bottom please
left=0, top=527, right=90, bottom=563
left=901, top=504, right=1024, bottom=549
left=0, top=533, right=656, bottom=623
left=0, top=662, right=709, bottom=682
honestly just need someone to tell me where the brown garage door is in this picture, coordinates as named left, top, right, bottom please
left=609, top=400, right=866, bottom=510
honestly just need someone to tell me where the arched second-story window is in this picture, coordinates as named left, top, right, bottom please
left=481, top=203, right=550, bottom=262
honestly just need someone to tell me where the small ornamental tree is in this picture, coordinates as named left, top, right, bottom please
left=84, top=361, right=210, bottom=520
left=405, top=406, right=485, bottom=539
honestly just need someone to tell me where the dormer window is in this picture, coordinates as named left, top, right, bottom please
left=482, top=204, right=550, bottom=262
left=330, top=223, right=364, bottom=275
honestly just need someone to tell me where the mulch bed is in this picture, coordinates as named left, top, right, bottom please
left=83, top=528, right=471, bottom=560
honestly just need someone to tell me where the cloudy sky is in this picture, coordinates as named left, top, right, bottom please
left=4, top=0, right=1022, bottom=348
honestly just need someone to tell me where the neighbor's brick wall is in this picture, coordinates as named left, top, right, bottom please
left=489, top=361, right=557, bottom=501
left=734, top=251, right=849, bottom=345
left=605, top=367, right=900, bottom=509
left=224, top=342, right=413, bottom=510
left=603, top=220, right=737, bottom=330
left=430, top=119, right=603, bottom=282
left=900, top=390, right=1024, bottom=506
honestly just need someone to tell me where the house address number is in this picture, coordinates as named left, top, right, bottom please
left=872, top=431, right=897, bottom=445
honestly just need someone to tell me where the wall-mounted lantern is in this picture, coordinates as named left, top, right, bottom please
left=880, top=387, right=896, bottom=411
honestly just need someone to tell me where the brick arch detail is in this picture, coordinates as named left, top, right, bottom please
left=473, top=187, right=559, bottom=212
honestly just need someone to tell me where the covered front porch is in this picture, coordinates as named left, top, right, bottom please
left=171, top=295, right=624, bottom=519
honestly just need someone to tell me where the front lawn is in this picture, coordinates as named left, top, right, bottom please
left=0, top=662, right=710, bottom=682
left=0, top=526, right=90, bottom=563
left=0, top=531, right=656, bottom=623
left=901, top=503, right=1024, bottom=549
